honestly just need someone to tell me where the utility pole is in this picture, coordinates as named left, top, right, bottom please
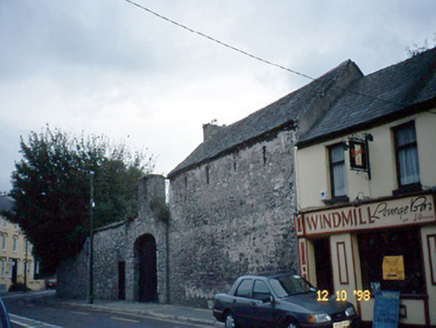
left=87, top=171, right=95, bottom=304
left=24, top=237, right=28, bottom=292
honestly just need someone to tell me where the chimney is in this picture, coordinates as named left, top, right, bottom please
left=202, top=123, right=225, bottom=141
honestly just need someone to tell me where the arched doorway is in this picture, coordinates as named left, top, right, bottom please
left=134, top=234, right=158, bottom=302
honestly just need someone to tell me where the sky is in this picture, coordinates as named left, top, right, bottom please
left=1, top=0, right=435, bottom=192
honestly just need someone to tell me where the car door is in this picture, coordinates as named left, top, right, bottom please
left=249, top=280, right=277, bottom=327
left=232, top=279, right=255, bottom=326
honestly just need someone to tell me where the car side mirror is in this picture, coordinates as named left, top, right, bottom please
left=263, top=295, right=275, bottom=303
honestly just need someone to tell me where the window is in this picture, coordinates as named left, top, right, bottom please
left=24, top=238, right=28, bottom=255
left=13, top=236, right=18, bottom=253
left=14, top=223, right=19, bottom=232
left=1, top=234, right=5, bottom=251
left=329, top=144, right=347, bottom=198
left=3, top=219, right=7, bottom=229
left=34, top=261, right=41, bottom=279
left=394, top=122, right=420, bottom=188
left=252, top=280, right=271, bottom=300
left=235, top=279, right=253, bottom=298
left=358, top=228, right=424, bottom=294
left=1, top=260, right=4, bottom=278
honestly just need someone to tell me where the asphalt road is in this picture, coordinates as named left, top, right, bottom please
left=2, top=292, right=213, bottom=328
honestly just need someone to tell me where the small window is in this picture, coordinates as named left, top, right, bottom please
left=252, top=280, right=271, bottom=300
left=206, top=166, right=210, bottom=184
left=262, top=146, right=267, bottom=167
left=235, top=279, right=253, bottom=298
left=1, top=234, right=5, bottom=251
left=13, top=236, right=18, bottom=253
left=394, top=122, right=420, bottom=188
left=1, top=260, right=5, bottom=278
left=14, top=223, right=19, bottom=232
left=329, top=144, right=347, bottom=198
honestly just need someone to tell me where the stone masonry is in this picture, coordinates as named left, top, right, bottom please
left=57, top=175, right=169, bottom=303
left=168, top=129, right=299, bottom=308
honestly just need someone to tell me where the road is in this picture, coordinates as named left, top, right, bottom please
left=2, top=291, right=213, bottom=328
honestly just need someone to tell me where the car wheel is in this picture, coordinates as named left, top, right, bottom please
left=285, top=321, right=298, bottom=328
left=224, top=312, right=237, bottom=328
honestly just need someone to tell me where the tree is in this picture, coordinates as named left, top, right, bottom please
left=406, top=33, right=436, bottom=57
left=4, top=126, right=154, bottom=274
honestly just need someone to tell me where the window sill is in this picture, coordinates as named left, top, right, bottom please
left=392, top=183, right=422, bottom=196
left=323, top=196, right=349, bottom=205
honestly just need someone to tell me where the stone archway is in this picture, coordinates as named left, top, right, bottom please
left=134, top=234, right=158, bottom=302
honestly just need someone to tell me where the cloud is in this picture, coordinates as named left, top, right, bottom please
left=1, top=0, right=435, bottom=191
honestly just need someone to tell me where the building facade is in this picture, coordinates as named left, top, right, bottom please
left=57, top=48, right=435, bottom=325
left=0, top=195, right=44, bottom=292
left=166, top=60, right=361, bottom=307
left=295, top=48, right=436, bottom=326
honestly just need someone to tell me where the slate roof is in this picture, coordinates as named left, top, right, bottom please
left=298, top=47, right=436, bottom=147
left=168, top=60, right=358, bottom=178
left=0, top=196, right=14, bottom=213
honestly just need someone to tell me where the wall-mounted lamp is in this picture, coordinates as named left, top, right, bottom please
left=352, top=191, right=367, bottom=207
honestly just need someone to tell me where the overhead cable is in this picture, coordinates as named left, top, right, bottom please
left=124, top=0, right=406, bottom=108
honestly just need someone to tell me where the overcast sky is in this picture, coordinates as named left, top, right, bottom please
left=1, top=0, right=435, bottom=192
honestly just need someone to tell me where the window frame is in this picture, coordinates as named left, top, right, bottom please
left=393, top=121, right=421, bottom=192
left=328, top=143, right=347, bottom=199
left=234, top=279, right=253, bottom=298
left=252, top=280, right=272, bottom=301
left=12, top=235, right=18, bottom=253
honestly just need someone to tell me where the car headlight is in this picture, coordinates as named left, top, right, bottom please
left=308, top=313, right=332, bottom=323
left=345, top=306, right=356, bottom=317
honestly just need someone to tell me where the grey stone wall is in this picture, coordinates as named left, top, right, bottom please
left=57, top=175, right=169, bottom=303
left=168, top=129, right=299, bottom=308
left=57, top=239, right=90, bottom=300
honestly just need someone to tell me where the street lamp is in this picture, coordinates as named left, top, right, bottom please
left=87, top=171, right=95, bottom=304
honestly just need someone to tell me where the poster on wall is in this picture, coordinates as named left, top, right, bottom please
left=382, top=256, right=405, bottom=280
left=373, top=291, right=400, bottom=328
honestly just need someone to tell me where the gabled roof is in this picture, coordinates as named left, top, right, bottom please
left=168, top=60, right=361, bottom=178
left=298, top=47, right=436, bottom=147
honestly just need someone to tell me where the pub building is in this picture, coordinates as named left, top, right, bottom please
left=294, top=48, right=436, bottom=326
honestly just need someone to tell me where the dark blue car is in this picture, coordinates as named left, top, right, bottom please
left=213, top=273, right=360, bottom=328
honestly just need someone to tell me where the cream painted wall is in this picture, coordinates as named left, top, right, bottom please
left=0, top=216, right=44, bottom=291
left=421, top=225, right=436, bottom=326
left=296, top=110, right=436, bottom=210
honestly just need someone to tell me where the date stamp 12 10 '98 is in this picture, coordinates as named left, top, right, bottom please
left=317, top=290, right=371, bottom=302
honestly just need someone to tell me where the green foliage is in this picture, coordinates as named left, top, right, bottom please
left=5, top=126, right=154, bottom=274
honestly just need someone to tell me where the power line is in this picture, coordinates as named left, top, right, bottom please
left=124, top=0, right=315, bottom=81
left=124, top=0, right=407, bottom=108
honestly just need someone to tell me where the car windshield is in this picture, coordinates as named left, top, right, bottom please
left=269, top=275, right=314, bottom=298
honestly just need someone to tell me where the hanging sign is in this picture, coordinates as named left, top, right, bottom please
left=349, top=139, right=368, bottom=171
left=382, top=256, right=405, bottom=280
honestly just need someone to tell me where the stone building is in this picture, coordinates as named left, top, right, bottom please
left=57, top=175, right=170, bottom=303
left=57, top=59, right=362, bottom=306
left=0, top=195, right=44, bottom=292
left=166, top=60, right=362, bottom=307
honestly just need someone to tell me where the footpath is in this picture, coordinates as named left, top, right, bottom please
left=19, top=291, right=222, bottom=327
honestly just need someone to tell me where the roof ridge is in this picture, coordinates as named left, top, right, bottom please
left=168, top=60, right=362, bottom=178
